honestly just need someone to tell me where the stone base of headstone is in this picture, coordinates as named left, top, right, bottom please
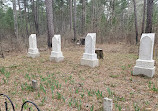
left=81, top=53, right=99, bottom=67
left=27, top=48, right=40, bottom=58
left=133, top=59, right=155, bottom=77
left=50, top=57, right=64, bottom=62
left=81, top=58, right=98, bottom=68
left=50, top=51, right=64, bottom=62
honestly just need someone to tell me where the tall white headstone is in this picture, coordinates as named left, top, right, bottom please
left=27, top=34, right=40, bottom=58
left=50, top=35, right=64, bottom=62
left=133, top=33, right=155, bottom=77
left=80, top=33, right=99, bottom=67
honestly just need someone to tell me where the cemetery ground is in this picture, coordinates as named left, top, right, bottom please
left=0, top=44, right=158, bottom=111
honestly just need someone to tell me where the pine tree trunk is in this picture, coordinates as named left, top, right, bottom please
left=35, top=0, right=39, bottom=34
left=133, top=0, right=138, bottom=44
left=70, top=0, right=73, bottom=30
left=12, top=0, right=19, bottom=39
left=73, top=0, right=77, bottom=42
left=32, top=0, right=39, bottom=34
left=92, top=0, right=94, bottom=32
left=141, top=0, right=146, bottom=34
left=145, top=0, right=154, bottom=33
left=41, top=2, right=45, bottom=34
left=45, top=0, right=54, bottom=48
left=17, top=0, right=22, bottom=31
left=82, top=0, right=86, bottom=35
left=24, top=0, right=29, bottom=38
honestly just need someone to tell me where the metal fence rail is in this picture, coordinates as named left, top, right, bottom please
left=0, top=94, right=40, bottom=111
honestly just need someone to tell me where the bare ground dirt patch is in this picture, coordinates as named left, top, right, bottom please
left=0, top=44, right=158, bottom=111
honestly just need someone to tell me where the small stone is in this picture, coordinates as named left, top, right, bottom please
left=145, top=108, right=152, bottom=111
left=103, top=98, right=113, bottom=111
left=32, top=80, right=37, bottom=90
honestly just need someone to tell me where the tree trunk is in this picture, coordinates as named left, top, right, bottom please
left=92, top=0, right=94, bottom=32
left=95, top=48, right=103, bottom=59
left=70, top=0, right=73, bottom=30
left=24, top=0, right=29, bottom=38
left=32, top=0, right=39, bottom=34
left=52, top=0, right=55, bottom=33
left=41, top=2, right=45, bottom=34
left=112, top=0, right=115, bottom=17
left=73, top=0, right=77, bottom=42
left=17, top=0, right=22, bottom=30
left=82, top=0, right=86, bottom=35
left=133, top=0, right=138, bottom=44
left=12, top=0, right=19, bottom=39
left=35, top=0, right=39, bottom=34
left=145, top=0, right=154, bottom=33
left=141, top=0, right=146, bottom=34
left=111, top=0, right=115, bottom=25
left=45, top=0, right=54, bottom=48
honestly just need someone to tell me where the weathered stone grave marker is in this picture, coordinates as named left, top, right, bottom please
left=133, top=33, right=155, bottom=77
left=81, top=33, right=99, bottom=67
left=32, top=80, right=37, bottom=90
left=50, top=35, right=64, bottom=62
left=27, top=34, right=40, bottom=58
left=103, top=98, right=113, bottom=111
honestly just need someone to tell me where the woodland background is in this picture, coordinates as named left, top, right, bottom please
left=0, top=0, right=158, bottom=51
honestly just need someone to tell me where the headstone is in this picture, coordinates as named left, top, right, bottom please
left=80, top=33, right=99, bottom=67
left=133, top=33, right=155, bottom=77
left=27, top=34, right=40, bottom=58
left=103, top=98, right=113, bottom=111
left=50, top=35, right=64, bottom=62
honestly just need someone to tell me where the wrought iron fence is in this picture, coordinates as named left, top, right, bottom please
left=0, top=94, right=40, bottom=111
